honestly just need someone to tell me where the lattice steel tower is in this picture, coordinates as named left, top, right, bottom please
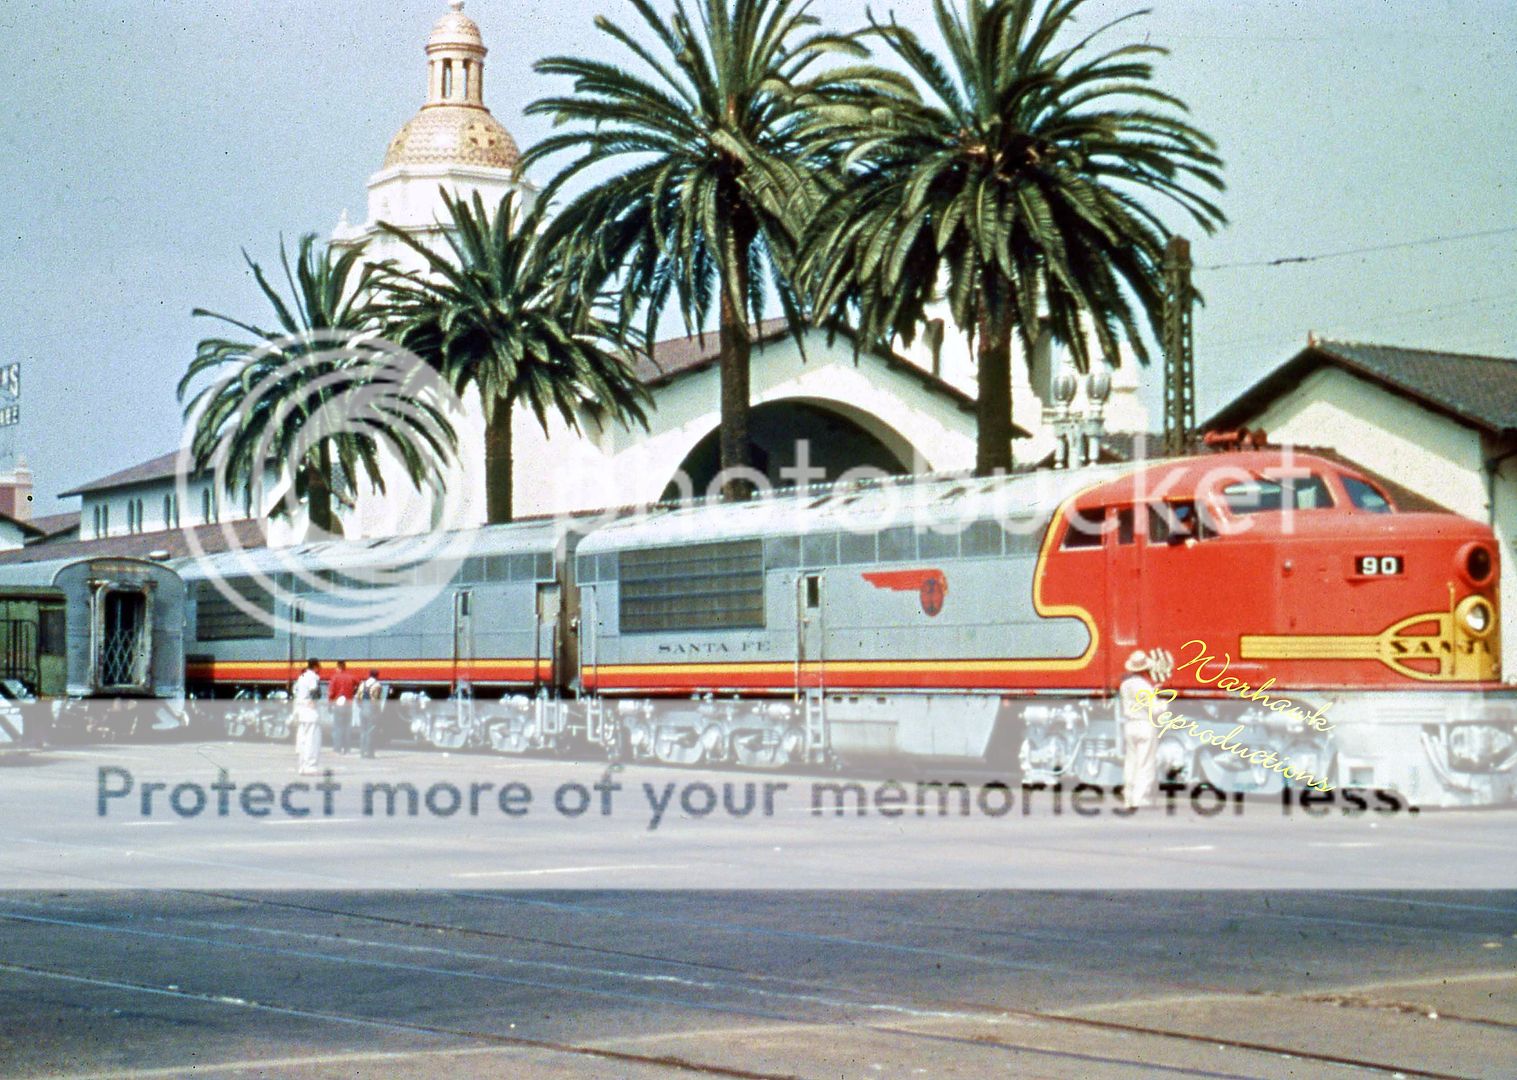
left=1162, top=235, right=1196, bottom=456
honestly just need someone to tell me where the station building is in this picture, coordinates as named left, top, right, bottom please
left=1206, top=337, right=1517, bottom=679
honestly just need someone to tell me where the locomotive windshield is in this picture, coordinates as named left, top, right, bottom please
left=1342, top=475, right=1394, bottom=512
left=1221, top=474, right=1334, bottom=514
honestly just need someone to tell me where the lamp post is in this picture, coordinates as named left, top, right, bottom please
left=1052, top=367, right=1078, bottom=470
left=1082, top=367, right=1112, bottom=466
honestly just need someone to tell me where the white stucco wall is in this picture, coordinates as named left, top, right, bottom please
left=1237, top=366, right=1515, bottom=680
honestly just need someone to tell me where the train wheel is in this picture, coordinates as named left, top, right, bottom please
left=426, top=721, right=470, bottom=751
left=485, top=719, right=528, bottom=755
left=1198, top=747, right=1284, bottom=795
left=1156, top=736, right=1197, bottom=786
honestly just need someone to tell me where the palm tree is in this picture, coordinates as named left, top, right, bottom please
left=376, top=189, right=652, bottom=523
left=180, top=235, right=457, bottom=537
left=521, top=0, right=867, bottom=498
left=799, top=0, right=1226, bottom=475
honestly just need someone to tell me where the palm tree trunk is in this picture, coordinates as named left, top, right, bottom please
left=975, top=280, right=1015, bottom=477
left=484, top=397, right=514, bottom=524
left=718, top=212, right=756, bottom=500
left=308, top=443, right=338, bottom=536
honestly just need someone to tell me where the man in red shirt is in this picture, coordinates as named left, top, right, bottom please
left=327, top=660, right=361, bottom=755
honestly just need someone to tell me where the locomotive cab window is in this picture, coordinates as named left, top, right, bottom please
left=1148, top=501, right=1215, bottom=544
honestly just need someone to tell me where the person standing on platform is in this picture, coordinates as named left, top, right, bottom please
left=356, top=668, right=384, bottom=759
left=327, top=660, right=360, bottom=755
left=292, top=658, right=323, bottom=776
left=1119, top=648, right=1172, bottom=809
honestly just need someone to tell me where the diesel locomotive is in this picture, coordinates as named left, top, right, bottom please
left=1, top=448, right=1512, bottom=805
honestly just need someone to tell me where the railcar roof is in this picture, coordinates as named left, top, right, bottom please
left=1070, top=450, right=1344, bottom=506
left=172, top=516, right=575, bottom=581
left=576, top=463, right=1150, bottom=553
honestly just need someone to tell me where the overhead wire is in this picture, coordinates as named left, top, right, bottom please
left=1201, top=225, right=1517, bottom=271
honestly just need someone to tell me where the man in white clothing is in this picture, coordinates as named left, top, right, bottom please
left=1119, top=648, right=1172, bottom=809
left=292, top=658, right=323, bottom=776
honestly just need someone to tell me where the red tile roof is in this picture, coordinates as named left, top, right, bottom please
left=0, top=519, right=267, bottom=566
left=58, top=451, right=187, bottom=498
left=27, top=511, right=80, bottom=538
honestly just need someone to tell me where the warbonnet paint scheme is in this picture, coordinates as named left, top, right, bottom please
left=0, top=450, right=1510, bottom=805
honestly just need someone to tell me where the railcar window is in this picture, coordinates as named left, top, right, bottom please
left=195, top=578, right=276, bottom=641
left=878, top=525, right=918, bottom=562
left=764, top=535, right=800, bottom=570
left=918, top=529, right=959, bottom=559
left=1117, top=507, right=1136, bottom=545
left=802, top=531, right=839, bottom=567
left=1343, top=476, right=1393, bottom=513
left=1060, top=509, right=1105, bottom=549
left=38, top=607, right=65, bottom=655
left=1222, top=474, right=1334, bottom=514
left=619, top=539, right=765, bottom=632
left=838, top=531, right=878, bottom=564
left=961, top=519, right=1005, bottom=557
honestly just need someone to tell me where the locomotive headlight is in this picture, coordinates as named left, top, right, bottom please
left=1457, top=596, right=1494, bottom=638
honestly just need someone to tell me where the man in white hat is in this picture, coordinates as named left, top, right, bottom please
left=1119, top=649, right=1164, bottom=809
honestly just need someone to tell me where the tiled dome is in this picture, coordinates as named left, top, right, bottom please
left=384, top=105, right=520, bottom=170
left=381, top=2, right=518, bottom=172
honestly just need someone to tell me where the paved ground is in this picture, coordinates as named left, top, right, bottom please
left=1, top=741, right=1514, bottom=1078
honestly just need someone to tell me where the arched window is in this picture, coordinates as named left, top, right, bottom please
left=442, top=59, right=453, bottom=99
left=92, top=505, right=101, bottom=538
left=100, top=505, right=109, bottom=535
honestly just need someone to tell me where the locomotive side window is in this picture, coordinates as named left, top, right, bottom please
left=1149, top=501, right=1215, bottom=544
left=1060, top=508, right=1105, bottom=549
left=1343, top=476, right=1393, bottom=513
left=1116, top=507, right=1136, bottom=545
left=619, top=539, right=765, bottom=632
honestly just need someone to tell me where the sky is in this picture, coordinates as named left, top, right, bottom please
left=1, top=0, right=1513, bottom=514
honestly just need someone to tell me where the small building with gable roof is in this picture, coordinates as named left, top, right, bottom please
left=1207, top=338, right=1517, bottom=679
